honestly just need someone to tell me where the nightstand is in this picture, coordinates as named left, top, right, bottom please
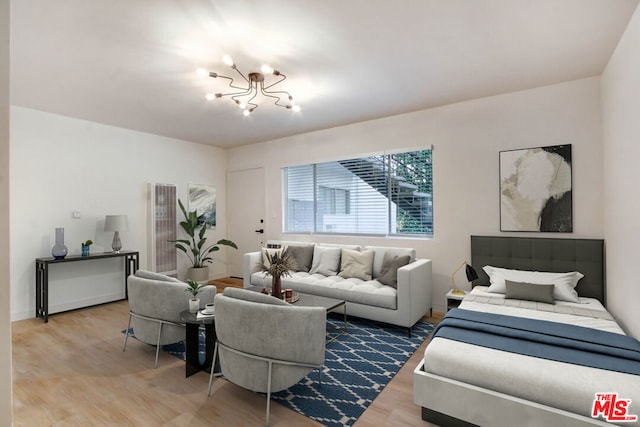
left=446, top=290, right=468, bottom=312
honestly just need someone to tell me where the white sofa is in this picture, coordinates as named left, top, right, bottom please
left=243, top=241, right=432, bottom=332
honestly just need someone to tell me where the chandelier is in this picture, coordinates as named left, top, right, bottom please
left=197, top=54, right=300, bottom=116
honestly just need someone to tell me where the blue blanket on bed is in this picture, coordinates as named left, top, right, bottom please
left=433, top=308, right=640, bottom=375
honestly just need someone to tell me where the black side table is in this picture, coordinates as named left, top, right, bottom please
left=180, top=310, right=217, bottom=378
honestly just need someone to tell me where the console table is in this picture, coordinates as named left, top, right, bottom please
left=35, top=250, right=139, bottom=323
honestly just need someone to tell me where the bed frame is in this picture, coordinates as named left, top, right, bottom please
left=470, top=235, right=605, bottom=304
left=414, top=235, right=608, bottom=427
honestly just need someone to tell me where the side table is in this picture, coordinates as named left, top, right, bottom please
left=180, top=310, right=217, bottom=378
left=445, top=290, right=468, bottom=312
left=36, top=250, right=139, bottom=323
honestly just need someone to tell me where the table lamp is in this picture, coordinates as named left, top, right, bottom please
left=104, top=215, right=129, bottom=253
left=451, top=261, right=479, bottom=295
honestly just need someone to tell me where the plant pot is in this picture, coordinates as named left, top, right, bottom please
left=189, top=298, right=200, bottom=313
left=187, top=266, right=209, bottom=283
left=81, top=245, right=90, bottom=257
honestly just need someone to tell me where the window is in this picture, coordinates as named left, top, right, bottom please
left=282, top=148, right=433, bottom=237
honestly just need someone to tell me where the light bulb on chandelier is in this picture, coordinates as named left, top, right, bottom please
left=197, top=55, right=301, bottom=115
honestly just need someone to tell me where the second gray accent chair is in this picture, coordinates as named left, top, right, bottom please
left=209, top=287, right=326, bottom=426
left=123, top=269, right=216, bottom=368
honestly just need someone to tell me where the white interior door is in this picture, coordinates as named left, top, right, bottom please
left=227, top=168, right=265, bottom=277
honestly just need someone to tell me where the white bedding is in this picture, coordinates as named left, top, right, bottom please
left=424, top=288, right=640, bottom=424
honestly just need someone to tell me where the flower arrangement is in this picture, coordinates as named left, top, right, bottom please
left=256, top=249, right=297, bottom=298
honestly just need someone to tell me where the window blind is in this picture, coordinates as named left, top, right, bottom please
left=283, top=149, right=433, bottom=237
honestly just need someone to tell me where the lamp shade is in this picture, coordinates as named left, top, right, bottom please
left=465, top=264, right=479, bottom=282
left=104, top=215, right=129, bottom=232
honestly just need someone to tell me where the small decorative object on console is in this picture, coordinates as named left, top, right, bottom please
left=51, top=227, right=68, bottom=260
left=81, top=240, right=93, bottom=257
left=104, top=215, right=129, bottom=253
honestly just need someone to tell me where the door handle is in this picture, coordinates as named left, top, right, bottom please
left=255, top=229, right=264, bottom=234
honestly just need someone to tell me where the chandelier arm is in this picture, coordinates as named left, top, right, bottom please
left=213, top=74, right=248, bottom=91
left=262, top=73, right=287, bottom=90
left=232, top=66, right=250, bottom=84
left=262, top=90, right=288, bottom=107
left=234, top=85, right=258, bottom=111
left=230, top=86, right=254, bottom=104
left=220, top=87, right=253, bottom=98
left=261, top=87, right=293, bottom=108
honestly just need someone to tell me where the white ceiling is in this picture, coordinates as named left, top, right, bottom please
left=10, top=0, right=639, bottom=148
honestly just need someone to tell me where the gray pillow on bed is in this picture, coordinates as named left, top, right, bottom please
left=505, top=280, right=555, bottom=304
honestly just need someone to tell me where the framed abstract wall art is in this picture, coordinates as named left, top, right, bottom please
left=499, top=144, right=572, bottom=232
left=188, top=184, right=217, bottom=228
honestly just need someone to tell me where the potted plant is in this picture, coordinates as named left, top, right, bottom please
left=172, top=199, right=238, bottom=282
left=185, top=279, right=205, bottom=312
left=256, top=249, right=297, bottom=299
left=81, top=240, right=93, bottom=257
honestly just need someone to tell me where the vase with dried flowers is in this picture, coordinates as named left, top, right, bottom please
left=256, top=249, right=297, bottom=299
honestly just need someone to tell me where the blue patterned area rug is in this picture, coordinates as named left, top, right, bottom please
left=125, top=317, right=434, bottom=427
left=271, top=317, right=434, bottom=427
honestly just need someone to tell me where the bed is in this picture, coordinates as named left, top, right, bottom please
left=413, top=236, right=640, bottom=426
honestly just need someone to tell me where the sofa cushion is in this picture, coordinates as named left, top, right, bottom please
left=285, top=245, right=314, bottom=272
left=338, top=249, right=374, bottom=281
left=377, top=253, right=411, bottom=288
left=309, top=246, right=342, bottom=276
left=261, top=247, right=283, bottom=268
left=251, top=272, right=397, bottom=310
left=366, top=246, right=416, bottom=278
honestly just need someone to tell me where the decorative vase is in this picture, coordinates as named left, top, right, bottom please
left=189, top=298, right=200, bottom=313
left=81, top=245, right=90, bottom=257
left=272, top=275, right=282, bottom=299
left=51, top=228, right=68, bottom=260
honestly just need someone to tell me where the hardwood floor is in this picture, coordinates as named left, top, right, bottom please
left=12, top=301, right=441, bottom=426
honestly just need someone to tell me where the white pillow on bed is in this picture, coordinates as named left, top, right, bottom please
left=483, top=266, right=583, bottom=303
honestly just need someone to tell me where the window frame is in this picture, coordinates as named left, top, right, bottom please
left=282, top=148, right=433, bottom=238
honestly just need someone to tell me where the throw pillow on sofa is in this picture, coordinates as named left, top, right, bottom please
left=377, top=252, right=411, bottom=288
left=338, top=249, right=375, bottom=281
left=285, top=245, right=314, bottom=272
left=261, top=247, right=283, bottom=268
left=309, top=246, right=342, bottom=276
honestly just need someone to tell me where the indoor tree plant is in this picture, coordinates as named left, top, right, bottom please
left=172, top=199, right=238, bottom=282
left=185, top=279, right=204, bottom=313
left=256, top=249, right=297, bottom=299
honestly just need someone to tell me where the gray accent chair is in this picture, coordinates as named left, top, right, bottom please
left=208, top=288, right=326, bottom=427
left=122, top=270, right=216, bottom=368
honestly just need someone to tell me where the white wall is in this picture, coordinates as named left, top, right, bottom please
left=0, top=0, right=13, bottom=422
left=602, top=5, right=640, bottom=338
left=10, top=107, right=231, bottom=321
left=228, top=77, right=605, bottom=314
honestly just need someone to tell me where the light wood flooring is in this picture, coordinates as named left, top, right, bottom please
left=12, top=300, right=441, bottom=426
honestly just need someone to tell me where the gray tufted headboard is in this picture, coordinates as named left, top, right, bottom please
left=470, top=235, right=606, bottom=305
